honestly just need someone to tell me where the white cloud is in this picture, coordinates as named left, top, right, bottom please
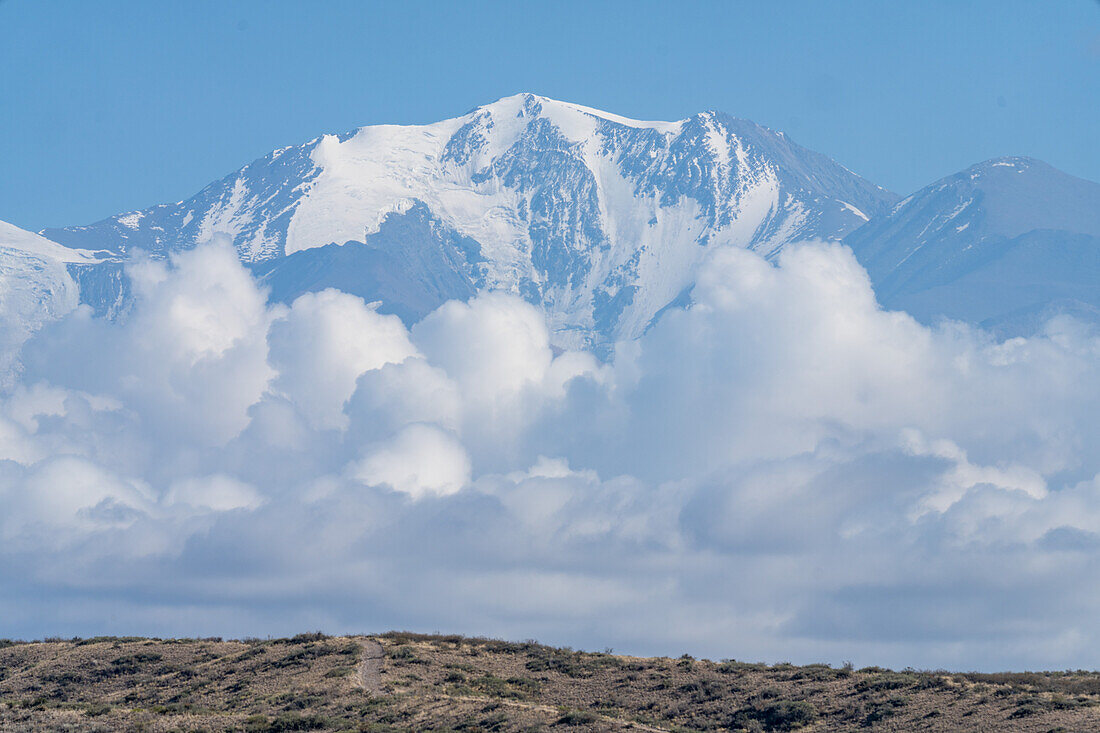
left=350, top=423, right=471, bottom=499
left=269, top=289, right=418, bottom=430
left=127, top=242, right=269, bottom=364
left=901, top=429, right=1047, bottom=515
left=411, top=293, right=604, bottom=418
left=6, top=239, right=1100, bottom=668
left=0, top=455, right=150, bottom=548
left=164, top=474, right=265, bottom=513
left=346, top=357, right=462, bottom=441
left=19, top=241, right=275, bottom=446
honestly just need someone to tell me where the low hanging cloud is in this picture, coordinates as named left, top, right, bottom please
left=4, top=239, right=1100, bottom=670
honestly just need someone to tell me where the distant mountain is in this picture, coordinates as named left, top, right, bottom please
left=42, top=93, right=896, bottom=350
left=844, top=157, right=1100, bottom=334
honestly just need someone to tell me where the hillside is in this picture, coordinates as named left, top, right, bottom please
left=2, top=633, right=1099, bottom=732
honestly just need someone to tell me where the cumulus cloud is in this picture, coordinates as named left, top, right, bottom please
left=6, top=239, right=1100, bottom=669
left=164, top=474, right=265, bottom=513
left=350, top=423, right=470, bottom=498
left=269, top=289, right=418, bottom=430
left=20, top=242, right=274, bottom=446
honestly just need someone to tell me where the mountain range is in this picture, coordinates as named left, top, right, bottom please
left=4, top=93, right=1099, bottom=354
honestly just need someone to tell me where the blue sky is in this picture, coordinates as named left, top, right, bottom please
left=1, top=0, right=1097, bottom=231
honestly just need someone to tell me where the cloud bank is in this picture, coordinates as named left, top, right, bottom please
left=4, top=240, right=1100, bottom=669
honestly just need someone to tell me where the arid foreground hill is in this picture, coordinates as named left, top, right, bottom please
left=2, top=632, right=1099, bottom=731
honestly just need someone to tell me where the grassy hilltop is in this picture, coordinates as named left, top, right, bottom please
left=2, top=632, right=1100, bottom=731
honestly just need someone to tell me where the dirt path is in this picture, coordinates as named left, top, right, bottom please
left=356, top=638, right=384, bottom=693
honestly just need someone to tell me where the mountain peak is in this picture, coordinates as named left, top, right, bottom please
left=971, top=155, right=1040, bottom=169
left=470, top=95, right=792, bottom=141
left=469, top=93, right=688, bottom=136
left=958, top=155, right=1050, bottom=180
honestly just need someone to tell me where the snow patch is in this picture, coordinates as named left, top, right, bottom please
left=116, top=212, right=144, bottom=230
left=840, top=201, right=870, bottom=221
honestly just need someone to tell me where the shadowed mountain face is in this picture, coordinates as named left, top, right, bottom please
left=40, top=93, right=895, bottom=350
left=249, top=201, right=483, bottom=325
left=844, top=157, right=1100, bottom=334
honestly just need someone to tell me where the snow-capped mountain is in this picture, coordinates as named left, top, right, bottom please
left=0, top=220, right=108, bottom=384
left=14, top=98, right=1100, bottom=351
left=43, top=93, right=895, bottom=349
left=844, top=157, right=1100, bottom=334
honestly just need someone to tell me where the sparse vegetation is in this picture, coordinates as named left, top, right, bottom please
left=1, top=632, right=1100, bottom=730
